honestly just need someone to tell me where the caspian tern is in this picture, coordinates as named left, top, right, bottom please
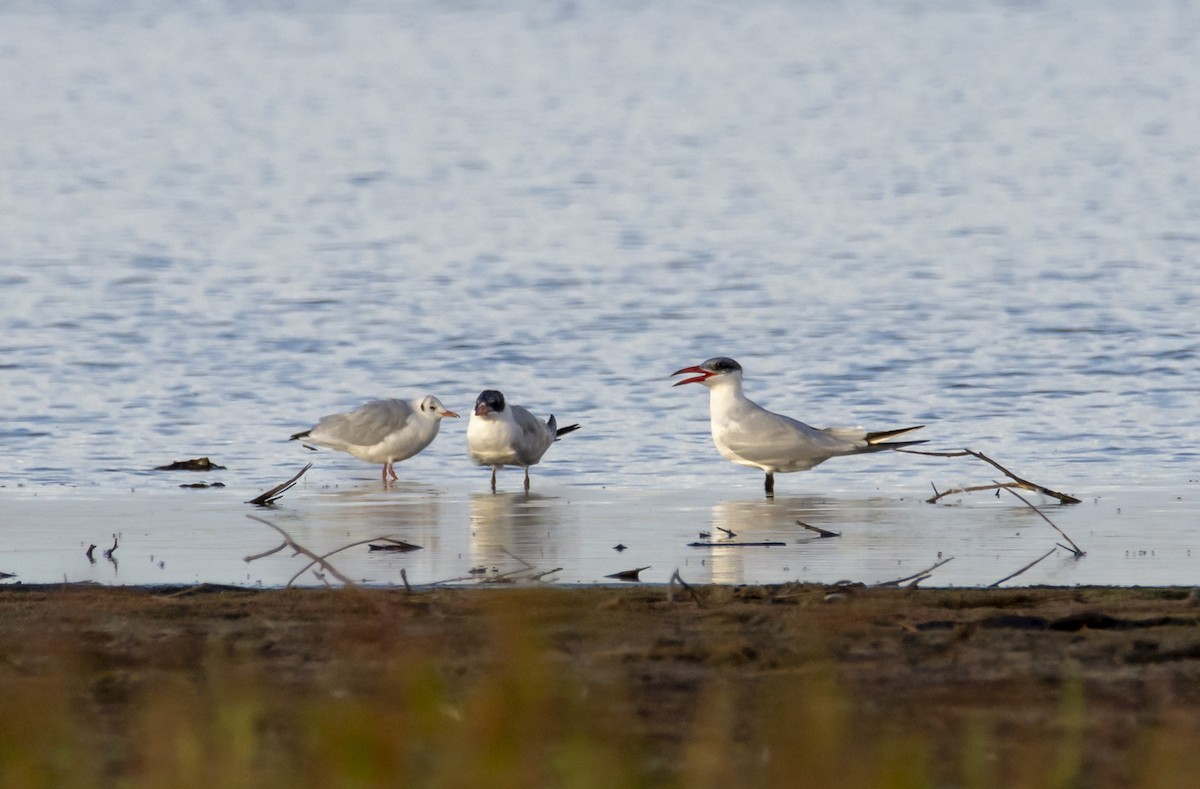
left=671, top=357, right=925, bottom=495
left=291, top=395, right=459, bottom=482
left=467, top=389, right=580, bottom=492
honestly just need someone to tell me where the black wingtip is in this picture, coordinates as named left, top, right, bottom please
left=555, top=423, right=581, bottom=438
left=289, top=430, right=311, bottom=441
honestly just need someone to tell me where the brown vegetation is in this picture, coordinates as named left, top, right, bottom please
left=3, top=583, right=1200, bottom=787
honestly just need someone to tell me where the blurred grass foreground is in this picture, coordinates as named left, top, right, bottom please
left=3, top=584, right=1200, bottom=788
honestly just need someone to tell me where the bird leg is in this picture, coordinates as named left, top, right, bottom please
left=523, top=467, right=531, bottom=493
left=764, top=472, right=775, bottom=497
left=387, top=462, right=398, bottom=481
left=490, top=466, right=497, bottom=493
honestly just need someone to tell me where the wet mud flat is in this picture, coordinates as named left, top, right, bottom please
left=3, top=583, right=1200, bottom=787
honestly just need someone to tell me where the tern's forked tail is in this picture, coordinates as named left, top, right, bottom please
left=864, top=425, right=925, bottom=446
left=545, top=414, right=581, bottom=440
left=554, top=421, right=581, bottom=438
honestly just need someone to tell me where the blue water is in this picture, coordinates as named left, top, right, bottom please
left=2, top=1, right=1198, bottom=587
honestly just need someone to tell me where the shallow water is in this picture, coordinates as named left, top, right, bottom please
left=2, top=1, right=1198, bottom=587
left=4, top=483, right=1199, bottom=588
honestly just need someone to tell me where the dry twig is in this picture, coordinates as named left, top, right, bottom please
left=667, top=569, right=702, bottom=606
left=245, top=514, right=358, bottom=587
left=990, top=546, right=1059, bottom=588
left=929, top=481, right=1025, bottom=501
left=902, top=448, right=1081, bottom=505
left=999, top=484, right=1085, bottom=557
left=243, top=542, right=288, bottom=562
left=797, top=520, right=841, bottom=538
left=873, top=556, right=955, bottom=588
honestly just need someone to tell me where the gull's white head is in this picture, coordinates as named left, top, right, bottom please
left=418, top=395, right=460, bottom=419
left=671, top=357, right=744, bottom=388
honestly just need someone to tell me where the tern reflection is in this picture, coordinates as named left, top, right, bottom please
left=468, top=492, right=569, bottom=570
left=711, top=496, right=837, bottom=536
left=704, top=496, right=882, bottom=585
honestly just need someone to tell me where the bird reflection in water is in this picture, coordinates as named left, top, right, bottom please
left=304, top=484, right=445, bottom=550
left=468, top=492, right=570, bottom=573
left=703, top=496, right=890, bottom=585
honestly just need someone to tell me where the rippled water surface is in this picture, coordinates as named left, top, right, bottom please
left=2, top=0, right=1198, bottom=587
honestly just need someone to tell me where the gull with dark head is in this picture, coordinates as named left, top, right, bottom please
left=467, top=389, right=580, bottom=492
left=291, top=395, right=459, bottom=482
left=671, top=357, right=925, bottom=495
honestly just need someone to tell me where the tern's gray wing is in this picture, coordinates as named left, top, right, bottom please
left=719, top=405, right=865, bottom=471
left=509, top=405, right=556, bottom=465
left=309, top=399, right=415, bottom=448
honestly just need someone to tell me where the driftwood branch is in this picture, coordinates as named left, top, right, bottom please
left=999, top=484, right=1085, bottom=557
left=606, top=566, right=650, bottom=581
left=902, top=448, right=1081, bottom=505
left=246, top=525, right=426, bottom=588
left=990, top=546, right=1058, bottom=588
left=283, top=537, right=395, bottom=588
left=243, top=542, right=288, bottom=562
left=797, top=520, right=841, bottom=538
left=246, top=463, right=312, bottom=507
left=367, top=539, right=423, bottom=553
